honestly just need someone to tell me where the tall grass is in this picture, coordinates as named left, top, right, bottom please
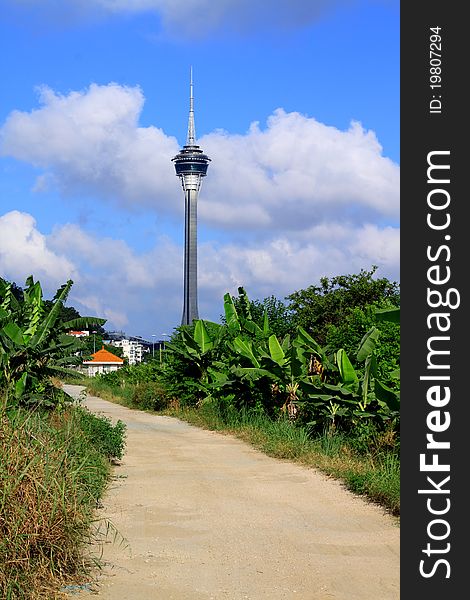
left=79, top=375, right=135, bottom=406
left=0, top=405, right=126, bottom=599
left=80, top=375, right=168, bottom=412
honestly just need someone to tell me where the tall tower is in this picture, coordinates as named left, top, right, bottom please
left=172, top=68, right=211, bottom=326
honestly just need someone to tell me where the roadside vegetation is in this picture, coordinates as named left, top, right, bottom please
left=1, top=276, right=126, bottom=599
left=1, top=267, right=399, bottom=595
left=80, top=267, right=400, bottom=517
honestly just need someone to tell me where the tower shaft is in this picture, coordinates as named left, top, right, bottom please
left=182, top=188, right=199, bottom=325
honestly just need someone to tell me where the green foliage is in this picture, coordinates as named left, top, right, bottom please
left=159, top=284, right=400, bottom=449
left=229, top=293, right=294, bottom=339
left=74, top=406, right=126, bottom=460
left=97, top=361, right=161, bottom=386
left=0, top=404, right=125, bottom=598
left=42, top=300, right=81, bottom=325
left=80, top=334, right=124, bottom=359
left=161, top=321, right=226, bottom=406
left=286, top=266, right=400, bottom=345
left=0, top=276, right=106, bottom=410
left=325, top=306, right=400, bottom=389
left=131, top=382, right=168, bottom=411
left=83, top=363, right=170, bottom=412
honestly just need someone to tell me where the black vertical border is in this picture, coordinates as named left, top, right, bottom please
left=401, top=3, right=466, bottom=598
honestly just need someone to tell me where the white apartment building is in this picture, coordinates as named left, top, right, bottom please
left=110, top=339, right=145, bottom=365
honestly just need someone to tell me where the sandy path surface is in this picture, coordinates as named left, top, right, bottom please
left=63, top=384, right=399, bottom=600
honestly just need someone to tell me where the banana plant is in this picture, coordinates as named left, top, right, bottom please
left=225, top=320, right=336, bottom=415
left=223, top=289, right=270, bottom=340
left=0, top=276, right=106, bottom=409
left=166, top=320, right=223, bottom=364
left=164, top=319, right=227, bottom=402
left=300, top=323, right=400, bottom=424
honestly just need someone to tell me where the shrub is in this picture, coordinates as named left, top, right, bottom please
left=75, top=406, right=127, bottom=460
left=131, top=382, right=168, bottom=411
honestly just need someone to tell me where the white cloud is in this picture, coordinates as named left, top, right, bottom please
left=200, top=111, right=399, bottom=230
left=0, top=83, right=180, bottom=213
left=48, top=222, right=184, bottom=331
left=0, top=84, right=179, bottom=210
left=1, top=84, right=399, bottom=234
left=0, top=210, right=399, bottom=337
left=49, top=223, right=176, bottom=289
left=0, top=211, right=77, bottom=291
left=198, top=222, right=399, bottom=306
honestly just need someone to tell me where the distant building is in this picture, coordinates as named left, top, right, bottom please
left=83, top=346, right=124, bottom=377
left=68, top=330, right=89, bottom=337
left=110, top=338, right=145, bottom=365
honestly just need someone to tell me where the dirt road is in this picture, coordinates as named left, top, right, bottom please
left=63, top=384, right=399, bottom=600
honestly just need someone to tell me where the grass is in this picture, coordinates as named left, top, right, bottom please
left=79, top=376, right=400, bottom=519
left=0, top=404, right=126, bottom=599
left=75, top=375, right=168, bottom=413
left=74, top=375, right=135, bottom=407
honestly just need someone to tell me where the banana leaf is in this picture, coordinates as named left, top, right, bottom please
left=230, top=366, right=274, bottom=381
left=294, top=327, right=324, bottom=356
left=15, top=373, right=27, bottom=398
left=336, top=348, right=359, bottom=391
left=223, top=293, right=241, bottom=334
left=268, top=334, right=286, bottom=366
left=356, top=326, right=380, bottom=361
left=374, top=307, right=400, bottom=324
left=194, top=320, right=213, bottom=353
left=30, top=280, right=73, bottom=348
left=233, top=337, right=260, bottom=368
left=2, top=322, right=25, bottom=346
left=61, top=316, right=107, bottom=331
left=375, top=379, right=400, bottom=412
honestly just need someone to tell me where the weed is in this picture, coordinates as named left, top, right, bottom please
left=75, top=406, right=126, bottom=460
left=0, top=405, right=126, bottom=599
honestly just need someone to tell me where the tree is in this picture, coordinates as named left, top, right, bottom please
left=286, top=266, right=400, bottom=345
left=80, top=334, right=124, bottom=359
left=42, top=300, right=81, bottom=324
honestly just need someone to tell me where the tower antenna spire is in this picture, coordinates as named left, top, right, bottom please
left=187, top=66, right=196, bottom=145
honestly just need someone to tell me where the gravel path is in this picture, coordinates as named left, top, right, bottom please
left=63, top=384, right=399, bottom=600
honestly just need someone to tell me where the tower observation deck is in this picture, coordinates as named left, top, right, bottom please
left=172, top=68, right=211, bottom=326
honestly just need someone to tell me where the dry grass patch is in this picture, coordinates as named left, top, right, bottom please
left=0, top=408, right=115, bottom=599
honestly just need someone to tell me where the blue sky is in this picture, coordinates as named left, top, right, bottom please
left=0, top=0, right=399, bottom=340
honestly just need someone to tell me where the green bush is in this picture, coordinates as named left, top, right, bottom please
left=131, top=382, right=168, bottom=411
left=75, top=406, right=126, bottom=460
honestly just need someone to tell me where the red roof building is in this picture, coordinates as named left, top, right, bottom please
left=83, top=346, right=124, bottom=377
